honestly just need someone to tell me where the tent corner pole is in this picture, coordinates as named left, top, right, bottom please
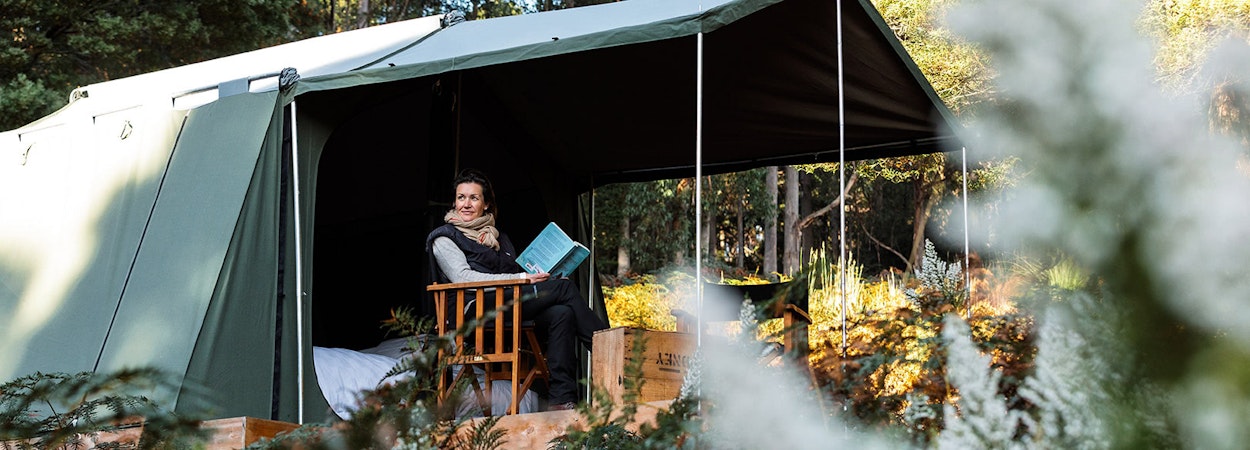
left=586, top=182, right=596, bottom=405
left=963, top=146, right=970, bottom=319
left=694, top=32, right=704, bottom=352
left=836, top=0, right=848, bottom=358
left=289, top=100, right=306, bottom=424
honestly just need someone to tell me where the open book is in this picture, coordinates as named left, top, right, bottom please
left=516, top=222, right=590, bottom=278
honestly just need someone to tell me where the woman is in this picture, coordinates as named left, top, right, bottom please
left=426, top=168, right=608, bottom=411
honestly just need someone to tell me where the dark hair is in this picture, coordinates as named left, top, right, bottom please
left=453, top=168, right=496, bottom=214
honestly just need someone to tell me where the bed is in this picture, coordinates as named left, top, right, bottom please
left=312, top=337, right=539, bottom=419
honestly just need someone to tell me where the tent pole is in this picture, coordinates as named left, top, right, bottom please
left=695, top=32, right=704, bottom=351
left=587, top=183, right=596, bottom=405
left=963, top=146, right=970, bottom=318
left=588, top=182, right=597, bottom=313
left=837, top=0, right=848, bottom=356
left=289, top=100, right=307, bottom=423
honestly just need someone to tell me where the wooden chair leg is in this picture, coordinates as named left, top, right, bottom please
left=520, top=329, right=549, bottom=397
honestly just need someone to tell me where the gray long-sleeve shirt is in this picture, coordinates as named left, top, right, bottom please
left=431, top=236, right=527, bottom=283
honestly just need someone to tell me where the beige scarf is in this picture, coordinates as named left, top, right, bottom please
left=444, top=210, right=501, bottom=250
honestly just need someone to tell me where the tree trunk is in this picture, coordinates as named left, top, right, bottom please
left=906, top=179, right=939, bottom=274
left=703, top=209, right=715, bottom=263
left=735, top=200, right=745, bottom=269
left=616, top=216, right=631, bottom=278
left=764, top=166, right=778, bottom=278
left=672, top=218, right=687, bottom=266
left=671, top=179, right=690, bottom=267
left=799, top=170, right=814, bottom=267
left=702, top=176, right=715, bottom=265
left=356, top=0, right=370, bottom=29
left=797, top=171, right=858, bottom=231
left=783, top=166, right=801, bottom=275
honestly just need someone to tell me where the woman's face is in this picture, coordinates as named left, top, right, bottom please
left=454, top=182, right=488, bottom=222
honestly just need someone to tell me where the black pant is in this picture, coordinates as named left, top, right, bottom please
left=521, top=278, right=608, bottom=404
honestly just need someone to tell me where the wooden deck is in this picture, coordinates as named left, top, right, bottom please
left=0, top=416, right=298, bottom=450
left=0, top=401, right=672, bottom=449
left=471, top=400, right=672, bottom=448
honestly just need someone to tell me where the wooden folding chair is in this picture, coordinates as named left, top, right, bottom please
left=427, top=279, right=549, bottom=415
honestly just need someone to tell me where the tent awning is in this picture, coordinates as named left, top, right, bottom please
left=294, top=0, right=958, bottom=186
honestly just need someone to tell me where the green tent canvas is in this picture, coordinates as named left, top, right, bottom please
left=0, top=0, right=959, bottom=423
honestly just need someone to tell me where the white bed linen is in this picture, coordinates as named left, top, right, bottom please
left=313, top=338, right=538, bottom=419
left=313, top=345, right=404, bottom=419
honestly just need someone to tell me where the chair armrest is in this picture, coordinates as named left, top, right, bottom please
left=427, top=278, right=532, bottom=292
left=782, top=304, right=812, bottom=324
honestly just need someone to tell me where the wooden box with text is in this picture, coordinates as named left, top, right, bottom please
left=591, top=327, right=696, bottom=405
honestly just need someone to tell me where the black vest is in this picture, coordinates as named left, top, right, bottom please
left=426, top=223, right=524, bottom=281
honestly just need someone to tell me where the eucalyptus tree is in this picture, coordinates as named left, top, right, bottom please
left=706, top=168, right=772, bottom=274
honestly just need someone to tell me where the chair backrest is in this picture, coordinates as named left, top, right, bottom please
left=426, top=278, right=542, bottom=416
left=427, top=241, right=490, bottom=328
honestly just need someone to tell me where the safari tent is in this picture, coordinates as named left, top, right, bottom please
left=0, top=0, right=958, bottom=423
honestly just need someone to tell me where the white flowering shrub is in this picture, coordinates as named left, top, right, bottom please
left=911, top=240, right=964, bottom=304
left=945, top=0, right=1250, bottom=446
left=937, top=315, right=1022, bottom=450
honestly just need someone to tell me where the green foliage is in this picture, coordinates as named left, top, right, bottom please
left=324, top=0, right=519, bottom=32
left=1040, top=257, right=1089, bottom=293
left=0, top=74, right=63, bottom=129
left=0, top=0, right=322, bottom=130
left=872, top=0, right=993, bottom=117
left=808, top=244, right=1037, bottom=447
left=0, top=368, right=206, bottom=449
left=1140, top=0, right=1250, bottom=154
left=333, top=0, right=621, bottom=29
left=601, top=245, right=1037, bottom=446
left=1005, top=253, right=1094, bottom=305
left=1141, top=0, right=1250, bottom=91
left=547, top=333, right=649, bottom=450
left=595, top=168, right=777, bottom=278
left=704, top=168, right=774, bottom=271
left=594, top=180, right=695, bottom=276
left=602, top=270, right=696, bottom=331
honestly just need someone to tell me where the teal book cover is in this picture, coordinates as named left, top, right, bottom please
left=516, top=222, right=589, bottom=278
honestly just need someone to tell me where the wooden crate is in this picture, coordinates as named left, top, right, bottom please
left=592, top=327, right=695, bottom=405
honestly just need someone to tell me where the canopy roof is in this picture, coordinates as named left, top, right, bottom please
left=293, top=0, right=958, bottom=185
